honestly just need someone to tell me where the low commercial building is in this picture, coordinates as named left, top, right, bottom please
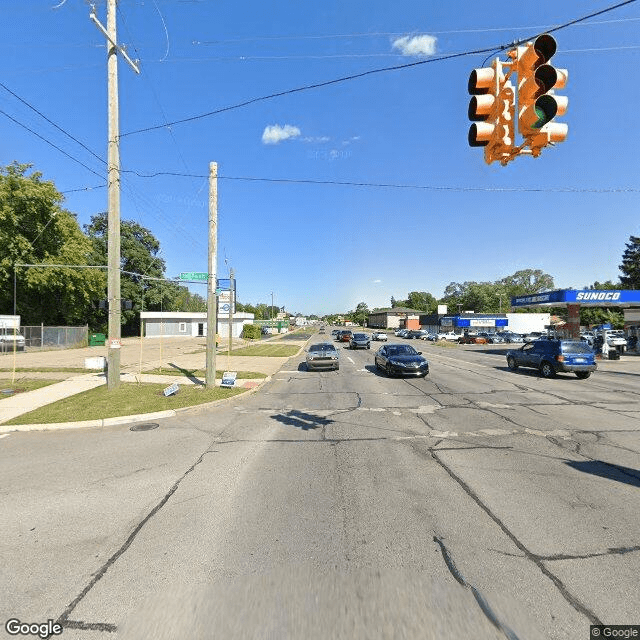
left=367, top=308, right=422, bottom=330
left=140, top=311, right=254, bottom=339
left=418, top=312, right=550, bottom=335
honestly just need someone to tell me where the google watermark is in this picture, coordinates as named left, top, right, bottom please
left=5, top=619, right=63, bottom=638
left=591, top=626, right=640, bottom=639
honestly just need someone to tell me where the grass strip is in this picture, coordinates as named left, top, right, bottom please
left=142, top=368, right=265, bottom=379
left=5, top=382, right=246, bottom=425
left=0, top=379, right=58, bottom=399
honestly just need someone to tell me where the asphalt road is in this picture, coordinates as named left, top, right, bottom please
left=1, top=329, right=639, bottom=640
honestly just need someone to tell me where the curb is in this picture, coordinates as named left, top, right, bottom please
left=0, top=375, right=272, bottom=435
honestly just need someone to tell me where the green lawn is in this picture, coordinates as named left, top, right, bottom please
left=0, top=379, right=58, bottom=399
left=4, top=382, right=246, bottom=425
left=143, top=367, right=265, bottom=379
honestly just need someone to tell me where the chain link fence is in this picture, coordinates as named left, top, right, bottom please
left=19, top=325, right=88, bottom=351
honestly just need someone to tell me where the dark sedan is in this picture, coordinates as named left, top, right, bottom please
left=349, top=332, right=371, bottom=349
left=374, top=343, right=429, bottom=377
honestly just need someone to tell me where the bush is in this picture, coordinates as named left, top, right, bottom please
left=242, top=324, right=262, bottom=340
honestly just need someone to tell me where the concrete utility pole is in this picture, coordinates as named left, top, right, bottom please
left=228, top=268, right=234, bottom=363
left=206, top=162, right=218, bottom=389
left=91, top=1, right=139, bottom=389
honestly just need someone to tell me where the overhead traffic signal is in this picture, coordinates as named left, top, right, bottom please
left=516, top=34, right=568, bottom=155
left=467, top=59, right=515, bottom=165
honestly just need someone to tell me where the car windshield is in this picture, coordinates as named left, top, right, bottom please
left=309, top=344, right=336, bottom=353
left=561, top=342, right=593, bottom=354
left=353, top=334, right=367, bottom=339
left=387, top=345, right=418, bottom=357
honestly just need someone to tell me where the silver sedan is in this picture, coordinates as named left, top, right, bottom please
left=305, top=343, right=340, bottom=371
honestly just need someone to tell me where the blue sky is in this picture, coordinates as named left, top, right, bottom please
left=1, top=0, right=639, bottom=315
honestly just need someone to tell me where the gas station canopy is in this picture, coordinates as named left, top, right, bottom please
left=511, top=289, right=640, bottom=308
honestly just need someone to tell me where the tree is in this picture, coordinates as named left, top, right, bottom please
left=352, top=302, right=369, bottom=326
left=619, top=235, right=640, bottom=289
left=497, top=269, right=554, bottom=297
left=406, top=291, right=438, bottom=313
left=0, top=162, right=105, bottom=325
left=84, top=213, right=182, bottom=335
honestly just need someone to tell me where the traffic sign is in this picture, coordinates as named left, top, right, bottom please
left=179, top=272, right=208, bottom=281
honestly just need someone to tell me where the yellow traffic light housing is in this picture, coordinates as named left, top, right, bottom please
left=516, top=34, right=568, bottom=155
left=467, top=59, right=515, bottom=165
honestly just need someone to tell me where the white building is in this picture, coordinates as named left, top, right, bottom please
left=140, top=311, right=254, bottom=339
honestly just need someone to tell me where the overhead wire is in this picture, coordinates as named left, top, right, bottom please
left=121, top=0, right=640, bottom=137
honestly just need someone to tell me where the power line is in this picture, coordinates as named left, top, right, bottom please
left=192, top=15, right=640, bottom=46
left=121, top=0, right=640, bottom=137
left=114, top=169, right=640, bottom=193
left=0, top=109, right=106, bottom=180
left=0, top=81, right=106, bottom=166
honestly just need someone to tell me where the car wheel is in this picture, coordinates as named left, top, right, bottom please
left=375, top=358, right=381, bottom=370
left=506, top=356, right=518, bottom=370
left=539, top=361, right=556, bottom=378
left=385, top=363, right=394, bottom=377
left=367, top=344, right=370, bottom=349
left=576, top=371, right=591, bottom=379
left=335, top=364, right=340, bottom=371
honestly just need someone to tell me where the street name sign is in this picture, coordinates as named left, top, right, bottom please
left=179, top=272, right=208, bottom=282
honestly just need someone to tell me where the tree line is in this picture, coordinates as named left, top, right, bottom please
left=0, top=163, right=274, bottom=334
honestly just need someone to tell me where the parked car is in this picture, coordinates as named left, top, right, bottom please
left=420, top=332, right=437, bottom=341
left=458, top=334, right=488, bottom=344
left=305, top=343, right=339, bottom=371
left=371, top=331, right=388, bottom=341
left=482, top=333, right=504, bottom=344
left=436, top=332, right=460, bottom=342
left=396, top=329, right=410, bottom=338
left=501, top=332, right=524, bottom=343
left=394, top=328, right=405, bottom=336
left=331, top=329, right=340, bottom=337
left=406, top=330, right=429, bottom=339
left=338, top=330, right=353, bottom=342
left=506, top=339, right=596, bottom=379
left=349, top=333, right=371, bottom=349
left=523, top=331, right=545, bottom=343
left=374, top=343, right=429, bottom=377
left=0, top=332, right=26, bottom=352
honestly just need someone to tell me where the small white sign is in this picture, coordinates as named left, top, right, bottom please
left=220, top=371, right=237, bottom=387
left=163, top=383, right=179, bottom=396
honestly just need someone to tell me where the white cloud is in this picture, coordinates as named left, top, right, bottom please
left=342, top=136, right=361, bottom=146
left=302, top=136, right=330, bottom=143
left=261, top=124, right=301, bottom=145
left=392, top=34, right=437, bottom=57
left=373, top=279, right=382, bottom=284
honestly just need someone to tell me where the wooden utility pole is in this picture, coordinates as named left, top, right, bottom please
left=91, top=1, right=139, bottom=389
left=106, top=0, right=121, bottom=388
left=206, top=162, right=218, bottom=389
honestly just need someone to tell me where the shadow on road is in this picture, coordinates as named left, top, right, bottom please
left=565, top=460, right=640, bottom=488
left=271, top=410, right=333, bottom=431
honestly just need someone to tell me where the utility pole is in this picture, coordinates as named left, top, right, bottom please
left=91, top=1, right=139, bottom=389
left=228, top=268, right=234, bottom=367
left=271, top=291, right=274, bottom=320
left=206, top=162, right=218, bottom=389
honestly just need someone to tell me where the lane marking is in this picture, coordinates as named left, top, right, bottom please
left=347, top=357, right=355, bottom=364
left=0, top=434, right=10, bottom=439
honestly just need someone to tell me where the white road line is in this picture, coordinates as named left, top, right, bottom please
left=0, top=434, right=10, bottom=439
left=347, top=357, right=355, bottom=364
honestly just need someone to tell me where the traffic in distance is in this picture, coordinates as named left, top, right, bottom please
left=303, top=324, right=634, bottom=381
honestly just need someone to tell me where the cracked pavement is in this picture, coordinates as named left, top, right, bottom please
left=1, top=336, right=639, bottom=639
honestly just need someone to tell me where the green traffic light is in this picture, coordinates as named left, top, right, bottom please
left=532, top=95, right=558, bottom=129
